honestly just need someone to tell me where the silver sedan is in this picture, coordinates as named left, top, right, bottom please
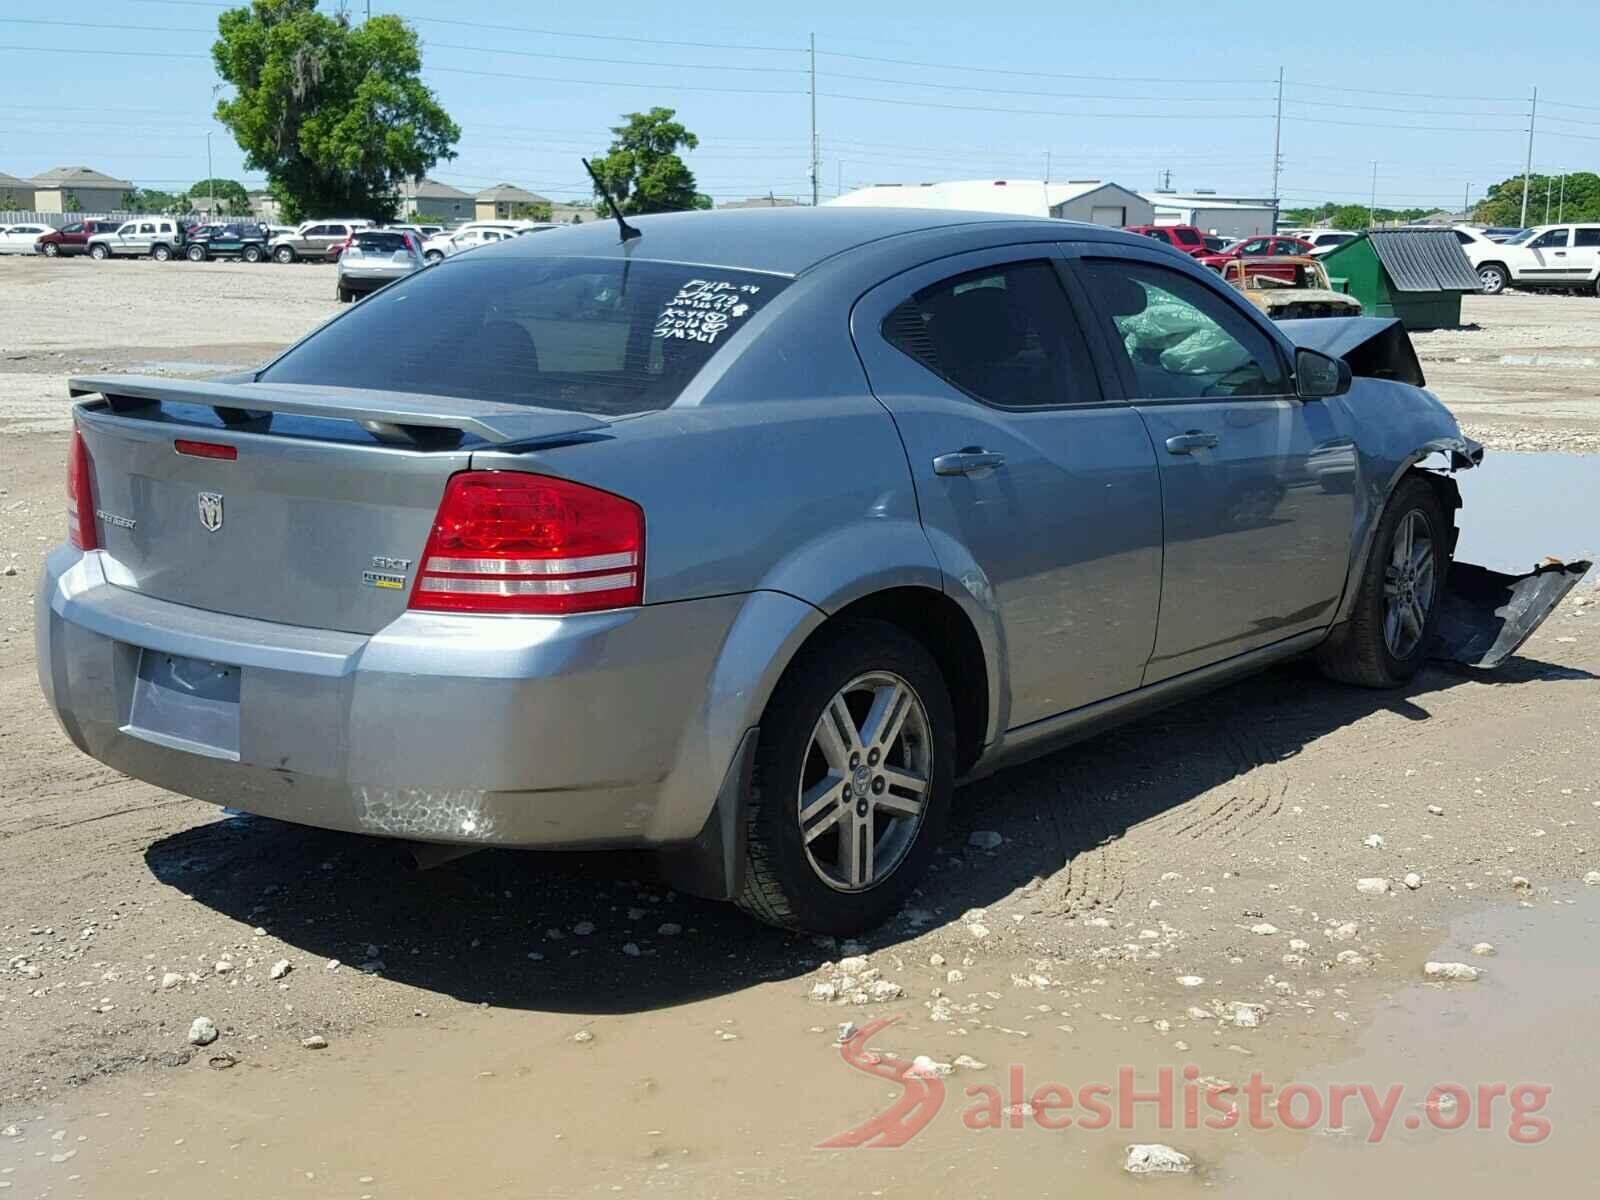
left=35, top=208, right=1583, bottom=934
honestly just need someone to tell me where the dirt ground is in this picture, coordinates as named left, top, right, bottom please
left=1, top=256, right=1598, bottom=1196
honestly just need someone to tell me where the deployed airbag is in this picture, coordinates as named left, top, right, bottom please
left=1431, top=559, right=1591, bottom=668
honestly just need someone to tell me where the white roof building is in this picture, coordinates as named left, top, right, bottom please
left=827, top=179, right=1152, bottom=226
left=1141, top=192, right=1278, bottom=239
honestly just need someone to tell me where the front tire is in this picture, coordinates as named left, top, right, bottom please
left=89, top=244, right=109, bottom=261
left=186, top=244, right=207, bottom=263
left=242, top=244, right=263, bottom=263
left=1478, top=263, right=1508, bottom=295
left=425, top=250, right=444, bottom=264
left=1317, top=476, right=1450, bottom=688
left=736, top=619, right=955, bottom=935
left=42, top=242, right=59, bottom=258
left=273, top=245, right=295, bottom=264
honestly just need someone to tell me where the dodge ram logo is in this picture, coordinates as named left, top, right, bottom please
left=198, top=491, right=224, bottom=532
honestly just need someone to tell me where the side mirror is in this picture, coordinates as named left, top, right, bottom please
left=1296, top=347, right=1352, bottom=399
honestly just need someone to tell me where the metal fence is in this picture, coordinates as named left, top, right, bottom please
left=1, top=210, right=242, bottom=228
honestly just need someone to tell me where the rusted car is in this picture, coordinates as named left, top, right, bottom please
left=1222, top=256, right=1363, bottom=320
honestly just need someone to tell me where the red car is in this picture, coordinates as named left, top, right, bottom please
left=1123, top=224, right=1209, bottom=258
left=35, top=219, right=124, bottom=259
left=1195, top=235, right=1314, bottom=279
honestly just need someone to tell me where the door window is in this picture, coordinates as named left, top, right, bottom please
left=1573, top=228, right=1600, bottom=247
left=1237, top=238, right=1271, bottom=255
left=1145, top=229, right=1173, bottom=244
left=1077, top=258, right=1288, bottom=400
left=1529, top=228, right=1570, bottom=249
left=881, top=260, right=1101, bottom=409
left=117, top=223, right=136, bottom=236
left=139, top=223, right=156, bottom=234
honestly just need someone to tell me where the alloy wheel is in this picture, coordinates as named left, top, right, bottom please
left=797, top=671, right=931, bottom=892
left=1382, top=509, right=1436, bottom=660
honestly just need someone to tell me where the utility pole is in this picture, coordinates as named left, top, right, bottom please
left=1369, top=160, right=1377, bottom=230
left=1545, top=175, right=1553, bottom=223
left=1464, top=182, right=1470, bottom=221
left=1271, top=65, right=1284, bottom=225
left=808, top=33, right=819, bottom=207
left=206, top=131, right=214, bottom=213
left=1044, top=150, right=1051, bottom=185
left=1558, top=173, right=1566, bottom=221
left=1520, top=86, right=1537, bottom=229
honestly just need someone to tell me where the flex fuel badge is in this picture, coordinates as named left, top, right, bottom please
left=363, top=556, right=412, bottom=590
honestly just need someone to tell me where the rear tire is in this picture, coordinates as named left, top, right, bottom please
left=735, top=619, right=954, bottom=935
left=273, top=245, right=295, bottom=264
left=425, top=250, right=444, bottom=264
left=1478, top=263, right=1508, bottom=295
left=152, top=244, right=172, bottom=262
left=242, top=244, right=263, bottom=263
left=89, top=244, right=109, bottom=261
left=1316, top=476, right=1450, bottom=688
left=337, top=285, right=353, bottom=303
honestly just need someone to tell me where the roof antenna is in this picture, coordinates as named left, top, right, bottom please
left=582, top=158, right=641, bottom=243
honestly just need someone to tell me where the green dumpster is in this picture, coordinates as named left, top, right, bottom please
left=1318, top=229, right=1481, bottom=331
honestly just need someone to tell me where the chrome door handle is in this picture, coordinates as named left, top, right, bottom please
left=932, top=448, right=1007, bottom=477
left=1165, top=432, right=1220, bottom=454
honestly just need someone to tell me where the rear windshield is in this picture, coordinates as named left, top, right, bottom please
left=1171, top=227, right=1202, bottom=245
left=354, top=231, right=411, bottom=252
left=259, top=256, right=788, bottom=415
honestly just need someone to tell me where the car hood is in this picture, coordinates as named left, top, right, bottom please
left=1275, top=315, right=1425, bottom=387
left=1255, top=288, right=1361, bottom=308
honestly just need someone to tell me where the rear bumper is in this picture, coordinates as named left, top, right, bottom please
left=339, top=272, right=409, bottom=292
left=35, top=546, right=821, bottom=848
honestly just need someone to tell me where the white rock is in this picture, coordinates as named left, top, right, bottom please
left=1584, top=871, right=1600, bottom=886
left=836, top=1021, right=858, bottom=1043
left=1229, top=1003, right=1264, bottom=1028
left=866, top=979, right=903, bottom=1001
left=1336, top=950, right=1368, bottom=966
left=810, top=982, right=839, bottom=1003
left=1427, top=804, right=1445, bottom=816
left=907, top=1055, right=954, bottom=1078
left=1356, top=877, right=1391, bottom=896
left=1124, top=1143, right=1193, bottom=1175
left=187, top=1017, right=218, bottom=1046
left=1328, top=921, right=1360, bottom=941
left=966, top=923, right=991, bottom=939
left=572, top=1030, right=594, bottom=1044
left=2, top=1124, right=22, bottom=1137
left=300, top=1034, right=329, bottom=1050
left=968, top=831, right=1003, bottom=851
left=1250, top=923, right=1278, bottom=936
left=1511, top=875, right=1532, bottom=893
left=268, top=959, right=291, bottom=981
left=1403, top=873, right=1423, bottom=890
left=953, top=1054, right=987, bottom=1070
left=836, top=955, right=870, bottom=974
left=1424, top=961, right=1480, bottom=982
left=657, top=923, right=683, bottom=936
left=928, top=953, right=946, bottom=967
left=213, top=960, right=234, bottom=975
left=1364, top=834, right=1385, bottom=849
left=945, top=968, right=965, bottom=984
left=1186, top=1006, right=1210, bottom=1020
left=325, top=959, right=341, bottom=972
left=621, top=942, right=641, bottom=957
left=1176, top=975, right=1205, bottom=988
left=1470, top=942, right=1496, bottom=957
left=572, top=921, right=596, bottom=936
left=1288, top=938, right=1311, bottom=952
left=160, top=972, right=183, bottom=990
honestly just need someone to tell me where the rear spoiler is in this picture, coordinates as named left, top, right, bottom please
left=1275, top=316, right=1425, bottom=388
left=67, top=374, right=609, bottom=448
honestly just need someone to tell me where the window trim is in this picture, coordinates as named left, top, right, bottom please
left=1062, top=249, right=1295, bottom=406
left=876, top=256, right=1107, bottom=413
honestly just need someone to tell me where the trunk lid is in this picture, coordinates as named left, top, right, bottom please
left=69, top=375, right=610, bottom=635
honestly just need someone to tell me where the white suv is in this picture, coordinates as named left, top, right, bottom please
left=87, top=218, right=184, bottom=261
left=420, top=222, right=532, bottom=263
left=1463, top=223, right=1600, bottom=295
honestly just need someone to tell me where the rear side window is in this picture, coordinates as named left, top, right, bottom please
left=260, top=257, right=788, bottom=415
left=881, top=260, right=1100, bottom=409
left=1172, top=228, right=1201, bottom=245
left=1574, top=228, right=1600, bottom=247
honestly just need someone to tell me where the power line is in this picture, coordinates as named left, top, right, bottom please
left=425, top=42, right=804, bottom=74
left=817, top=71, right=1270, bottom=103
left=0, top=16, right=209, bottom=33
left=0, top=42, right=210, bottom=58
left=818, top=47, right=1262, bottom=86
left=819, top=92, right=1268, bottom=120
left=425, top=65, right=799, bottom=96
left=1282, top=115, right=1524, bottom=133
left=408, top=15, right=796, bottom=54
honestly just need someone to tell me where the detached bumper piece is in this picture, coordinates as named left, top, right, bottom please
left=1432, top=559, right=1592, bottom=669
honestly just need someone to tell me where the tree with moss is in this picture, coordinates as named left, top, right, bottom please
left=589, top=107, right=709, bottom=215
left=211, top=0, right=459, bottom=222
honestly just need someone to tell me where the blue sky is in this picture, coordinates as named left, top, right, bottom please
left=2, top=0, right=1597, bottom=210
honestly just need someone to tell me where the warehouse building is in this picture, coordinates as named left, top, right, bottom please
left=29, top=166, right=134, bottom=213
left=1142, top=192, right=1278, bottom=239
left=827, top=179, right=1152, bottom=226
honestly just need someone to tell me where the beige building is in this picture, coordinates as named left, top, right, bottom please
left=0, top=170, right=34, bottom=209
left=397, top=176, right=472, bottom=220
left=29, top=166, right=135, bottom=213
left=474, top=183, right=550, bottom=221
left=246, top=190, right=283, bottom=224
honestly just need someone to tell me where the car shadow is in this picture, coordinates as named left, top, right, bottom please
left=146, top=653, right=1593, bottom=1016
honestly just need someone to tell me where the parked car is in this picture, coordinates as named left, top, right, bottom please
left=35, top=219, right=123, bottom=258
left=1195, top=235, right=1315, bottom=280
left=1300, top=230, right=1358, bottom=257
left=334, top=228, right=425, bottom=302
left=86, top=218, right=186, bottom=261
left=42, top=210, right=1576, bottom=934
left=420, top=222, right=526, bottom=263
left=1481, top=226, right=1526, bottom=242
left=269, top=219, right=371, bottom=263
left=1123, top=224, right=1208, bottom=258
left=383, top=223, right=444, bottom=240
left=1464, top=223, right=1600, bottom=295
left=0, top=223, right=53, bottom=254
left=1201, top=236, right=1233, bottom=253
left=186, top=222, right=272, bottom=263
left=1221, top=256, right=1364, bottom=319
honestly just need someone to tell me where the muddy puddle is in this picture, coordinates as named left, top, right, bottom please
left=1453, top=450, right=1599, bottom=578
left=6, top=891, right=1594, bottom=1198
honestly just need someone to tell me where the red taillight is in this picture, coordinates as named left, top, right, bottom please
left=175, top=438, right=238, bottom=460
left=402, top=233, right=415, bottom=252
left=409, top=472, right=644, bottom=615
left=66, top=430, right=97, bottom=550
